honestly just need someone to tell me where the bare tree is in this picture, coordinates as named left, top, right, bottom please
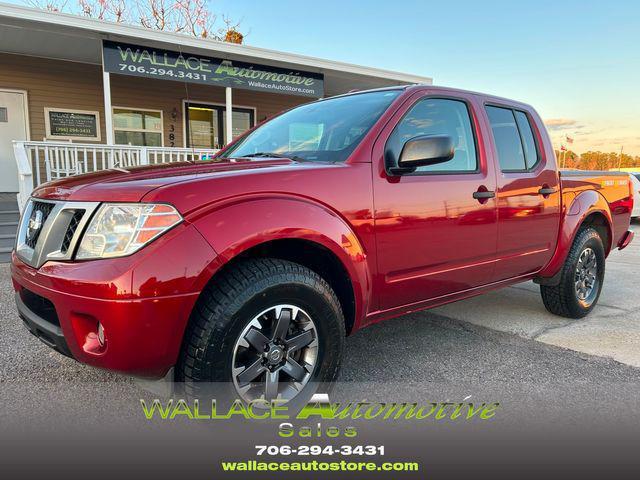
left=110, top=0, right=127, bottom=22
left=25, top=0, right=243, bottom=42
left=27, top=0, right=69, bottom=12
left=137, top=0, right=176, bottom=31
left=174, top=0, right=214, bottom=38
left=78, top=0, right=110, bottom=20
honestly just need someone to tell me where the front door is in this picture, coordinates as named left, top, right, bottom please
left=0, top=90, right=28, bottom=192
left=373, top=93, right=498, bottom=310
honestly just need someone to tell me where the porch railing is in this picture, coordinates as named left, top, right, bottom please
left=13, top=141, right=219, bottom=211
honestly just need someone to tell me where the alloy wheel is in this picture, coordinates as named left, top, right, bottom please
left=232, top=305, right=318, bottom=403
left=574, top=247, right=599, bottom=306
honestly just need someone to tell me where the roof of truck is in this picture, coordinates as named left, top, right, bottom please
left=333, top=84, right=536, bottom=111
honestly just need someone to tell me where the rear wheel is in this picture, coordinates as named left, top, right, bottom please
left=176, top=258, right=345, bottom=405
left=540, top=227, right=605, bottom=319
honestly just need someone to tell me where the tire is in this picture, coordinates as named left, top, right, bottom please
left=176, top=258, right=345, bottom=406
left=540, top=227, right=605, bottom=319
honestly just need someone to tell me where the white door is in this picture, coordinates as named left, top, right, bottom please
left=0, top=91, right=28, bottom=192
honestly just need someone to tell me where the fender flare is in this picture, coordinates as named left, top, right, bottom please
left=188, top=195, right=372, bottom=328
left=536, top=190, right=613, bottom=283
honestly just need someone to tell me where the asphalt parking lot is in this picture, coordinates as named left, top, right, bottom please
left=431, top=221, right=640, bottom=367
left=1, top=222, right=639, bottom=425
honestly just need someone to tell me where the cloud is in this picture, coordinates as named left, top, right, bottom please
left=574, top=129, right=604, bottom=137
left=588, top=136, right=640, bottom=147
left=544, top=118, right=579, bottom=130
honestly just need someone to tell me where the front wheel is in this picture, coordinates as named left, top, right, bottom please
left=540, top=227, right=605, bottom=319
left=176, top=258, right=345, bottom=405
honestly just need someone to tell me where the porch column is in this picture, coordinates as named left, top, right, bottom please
left=225, top=87, right=233, bottom=146
left=101, top=47, right=114, bottom=145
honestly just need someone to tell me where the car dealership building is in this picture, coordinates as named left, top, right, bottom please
left=0, top=3, right=431, bottom=204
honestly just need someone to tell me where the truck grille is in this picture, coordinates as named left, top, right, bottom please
left=61, top=210, right=86, bottom=254
left=16, top=199, right=100, bottom=268
left=25, top=201, right=55, bottom=249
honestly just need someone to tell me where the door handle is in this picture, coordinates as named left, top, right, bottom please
left=473, top=190, right=496, bottom=200
left=538, top=187, right=557, bottom=196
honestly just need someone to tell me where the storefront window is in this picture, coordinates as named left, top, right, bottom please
left=113, top=108, right=163, bottom=146
left=223, top=110, right=253, bottom=142
left=288, top=123, right=324, bottom=151
left=186, top=103, right=254, bottom=149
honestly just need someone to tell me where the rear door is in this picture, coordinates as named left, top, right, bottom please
left=373, top=91, right=498, bottom=310
left=483, top=103, right=561, bottom=280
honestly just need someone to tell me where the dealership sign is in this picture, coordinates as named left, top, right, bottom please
left=44, top=108, right=101, bottom=141
left=102, top=41, right=324, bottom=97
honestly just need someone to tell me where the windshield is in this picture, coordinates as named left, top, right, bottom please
left=224, top=89, right=402, bottom=163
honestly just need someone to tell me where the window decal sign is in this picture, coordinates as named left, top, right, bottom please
left=44, top=108, right=101, bottom=141
left=102, top=41, right=324, bottom=98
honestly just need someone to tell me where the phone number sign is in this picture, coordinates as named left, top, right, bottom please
left=102, top=41, right=324, bottom=98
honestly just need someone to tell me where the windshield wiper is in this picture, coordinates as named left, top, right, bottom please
left=239, top=152, right=308, bottom=162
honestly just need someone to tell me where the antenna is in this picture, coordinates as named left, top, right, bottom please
left=178, top=44, right=196, bottom=163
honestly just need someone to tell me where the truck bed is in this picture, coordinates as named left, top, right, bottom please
left=559, top=169, right=633, bottom=249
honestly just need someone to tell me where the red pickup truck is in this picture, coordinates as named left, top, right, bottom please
left=12, top=86, right=634, bottom=403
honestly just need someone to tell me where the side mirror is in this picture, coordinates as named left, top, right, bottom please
left=390, top=135, right=455, bottom=175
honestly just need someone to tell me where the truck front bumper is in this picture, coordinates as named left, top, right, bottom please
left=16, top=289, right=74, bottom=358
left=10, top=223, right=218, bottom=378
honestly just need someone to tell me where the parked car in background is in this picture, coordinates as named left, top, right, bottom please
left=631, top=173, right=640, bottom=220
left=11, top=85, right=635, bottom=405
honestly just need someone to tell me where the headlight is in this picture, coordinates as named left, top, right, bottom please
left=76, top=203, right=182, bottom=259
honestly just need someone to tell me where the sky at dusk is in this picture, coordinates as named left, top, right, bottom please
left=6, top=0, right=639, bottom=155
left=214, top=0, right=640, bottom=156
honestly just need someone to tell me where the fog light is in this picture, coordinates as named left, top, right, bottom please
left=97, top=322, right=105, bottom=346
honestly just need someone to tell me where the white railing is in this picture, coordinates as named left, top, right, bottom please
left=13, top=141, right=219, bottom=211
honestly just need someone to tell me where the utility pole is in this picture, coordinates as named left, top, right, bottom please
left=618, top=146, right=624, bottom=171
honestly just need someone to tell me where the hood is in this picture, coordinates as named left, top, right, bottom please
left=32, top=158, right=297, bottom=202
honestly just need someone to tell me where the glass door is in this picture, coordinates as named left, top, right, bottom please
left=185, top=103, right=254, bottom=149
left=186, top=104, right=221, bottom=149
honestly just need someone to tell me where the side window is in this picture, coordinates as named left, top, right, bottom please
left=485, top=106, right=525, bottom=171
left=514, top=111, right=539, bottom=168
left=486, top=106, right=540, bottom=171
left=387, top=98, right=477, bottom=173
